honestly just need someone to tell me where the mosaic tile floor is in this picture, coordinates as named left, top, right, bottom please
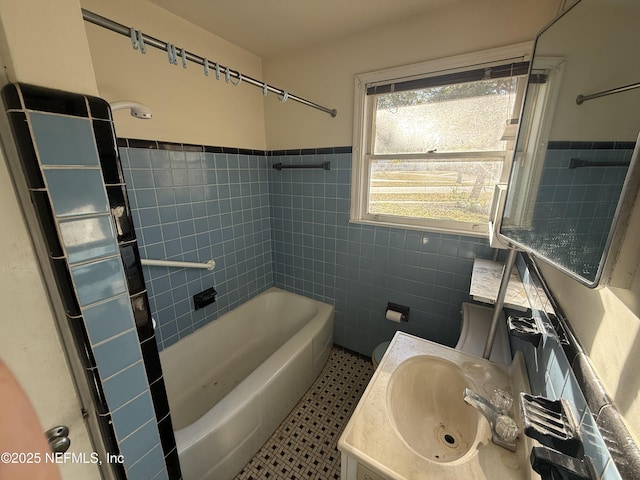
left=234, top=347, right=374, bottom=480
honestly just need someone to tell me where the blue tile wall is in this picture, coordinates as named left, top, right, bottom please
left=102, top=362, right=149, bottom=411
left=121, top=142, right=494, bottom=356
left=268, top=153, right=494, bottom=356
left=70, top=257, right=128, bottom=307
left=83, top=295, right=137, bottom=345
left=523, top=141, right=634, bottom=280
left=33, top=114, right=164, bottom=478
left=512, top=254, right=623, bottom=479
left=29, top=111, right=100, bottom=166
left=3, top=84, right=177, bottom=480
left=44, top=168, right=111, bottom=217
left=59, top=215, right=118, bottom=263
left=118, top=144, right=273, bottom=350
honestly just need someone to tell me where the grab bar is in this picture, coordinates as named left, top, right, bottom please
left=273, top=161, right=331, bottom=170
left=569, top=158, right=630, bottom=169
left=140, top=258, right=215, bottom=271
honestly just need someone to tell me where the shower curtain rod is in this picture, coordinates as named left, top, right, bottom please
left=81, top=9, right=338, bottom=118
left=576, top=81, right=640, bottom=105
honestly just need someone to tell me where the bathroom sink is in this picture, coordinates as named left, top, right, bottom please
left=387, top=355, right=478, bottom=463
left=338, top=332, right=536, bottom=480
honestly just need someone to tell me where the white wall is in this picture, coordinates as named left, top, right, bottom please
left=538, top=1, right=640, bottom=141
left=80, top=0, right=562, bottom=151
left=81, top=0, right=266, bottom=149
left=0, top=0, right=97, bottom=94
left=261, top=0, right=562, bottom=150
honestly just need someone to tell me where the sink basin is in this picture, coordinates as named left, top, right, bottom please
left=387, top=355, right=478, bottom=463
left=338, top=332, right=536, bottom=479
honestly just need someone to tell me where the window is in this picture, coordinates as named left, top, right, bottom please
left=351, top=43, right=533, bottom=236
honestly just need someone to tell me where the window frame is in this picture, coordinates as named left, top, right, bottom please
left=502, top=56, right=566, bottom=228
left=351, top=42, right=534, bottom=237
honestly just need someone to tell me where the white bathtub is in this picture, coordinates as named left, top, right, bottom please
left=159, top=287, right=334, bottom=480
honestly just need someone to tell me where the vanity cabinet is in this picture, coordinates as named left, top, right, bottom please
left=341, top=455, right=388, bottom=480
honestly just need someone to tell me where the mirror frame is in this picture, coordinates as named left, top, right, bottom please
left=498, top=0, right=640, bottom=288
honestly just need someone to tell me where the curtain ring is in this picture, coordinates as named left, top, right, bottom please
left=167, top=44, right=177, bottom=65
left=130, top=28, right=139, bottom=50
left=215, top=63, right=220, bottom=80
left=263, top=83, right=268, bottom=96
left=280, top=91, right=289, bottom=103
left=204, top=59, right=209, bottom=76
left=225, top=67, right=230, bottom=83
left=181, top=48, right=187, bottom=68
left=137, top=30, right=146, bottom=54
left=230, top=73, right=242, bottom=86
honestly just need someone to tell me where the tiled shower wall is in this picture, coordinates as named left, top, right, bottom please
left=269, top=152, right=494, bottom=356
left=122, top=141, right=496, bottom=356
left=118, top=141, right=273, bottom=350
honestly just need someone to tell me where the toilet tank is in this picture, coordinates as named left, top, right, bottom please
left=456, top=302, right=512, bottom=365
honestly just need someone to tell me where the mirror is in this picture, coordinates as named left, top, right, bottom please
left=500, top=0, right=640, bottom=287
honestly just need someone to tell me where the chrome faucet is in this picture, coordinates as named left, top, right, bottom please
left=463, top=388, right=519, bottom=451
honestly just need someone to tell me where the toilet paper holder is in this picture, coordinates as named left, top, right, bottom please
left=386, top=302, right=409, bottom=322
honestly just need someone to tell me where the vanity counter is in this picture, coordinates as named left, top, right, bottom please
left=338, top=332, right=535, bottom=480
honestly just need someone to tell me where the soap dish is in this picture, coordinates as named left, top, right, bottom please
left=530, top=446, right=597, bottom=480
left=508, top=315, right=542, bottom=347
left=520, top=393, right=583, bottom=458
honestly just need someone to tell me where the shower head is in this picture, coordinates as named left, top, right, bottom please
left=109, top=101, right=153, bottom=119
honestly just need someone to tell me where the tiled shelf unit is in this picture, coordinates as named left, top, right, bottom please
left=1, top=84, right=180, bottom=480
left=511, top=253, right=640, bottom=480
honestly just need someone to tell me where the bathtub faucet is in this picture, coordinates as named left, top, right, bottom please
left=463, top=388, right=518, bottom=451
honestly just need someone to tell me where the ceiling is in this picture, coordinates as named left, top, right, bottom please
left=146, top=0, right=458, bottom=59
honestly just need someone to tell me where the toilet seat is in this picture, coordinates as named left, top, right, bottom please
left=456, top=302, right=511, bottom=365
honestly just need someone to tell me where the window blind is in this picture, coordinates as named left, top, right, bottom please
left=366, top=61, right=532, bottom=96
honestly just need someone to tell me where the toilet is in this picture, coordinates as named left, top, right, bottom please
left=455, top=302, right=511, bottom=365
left=371, top=302, right=512, bottom=368
left=371, top=341, right=391, bottom=369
